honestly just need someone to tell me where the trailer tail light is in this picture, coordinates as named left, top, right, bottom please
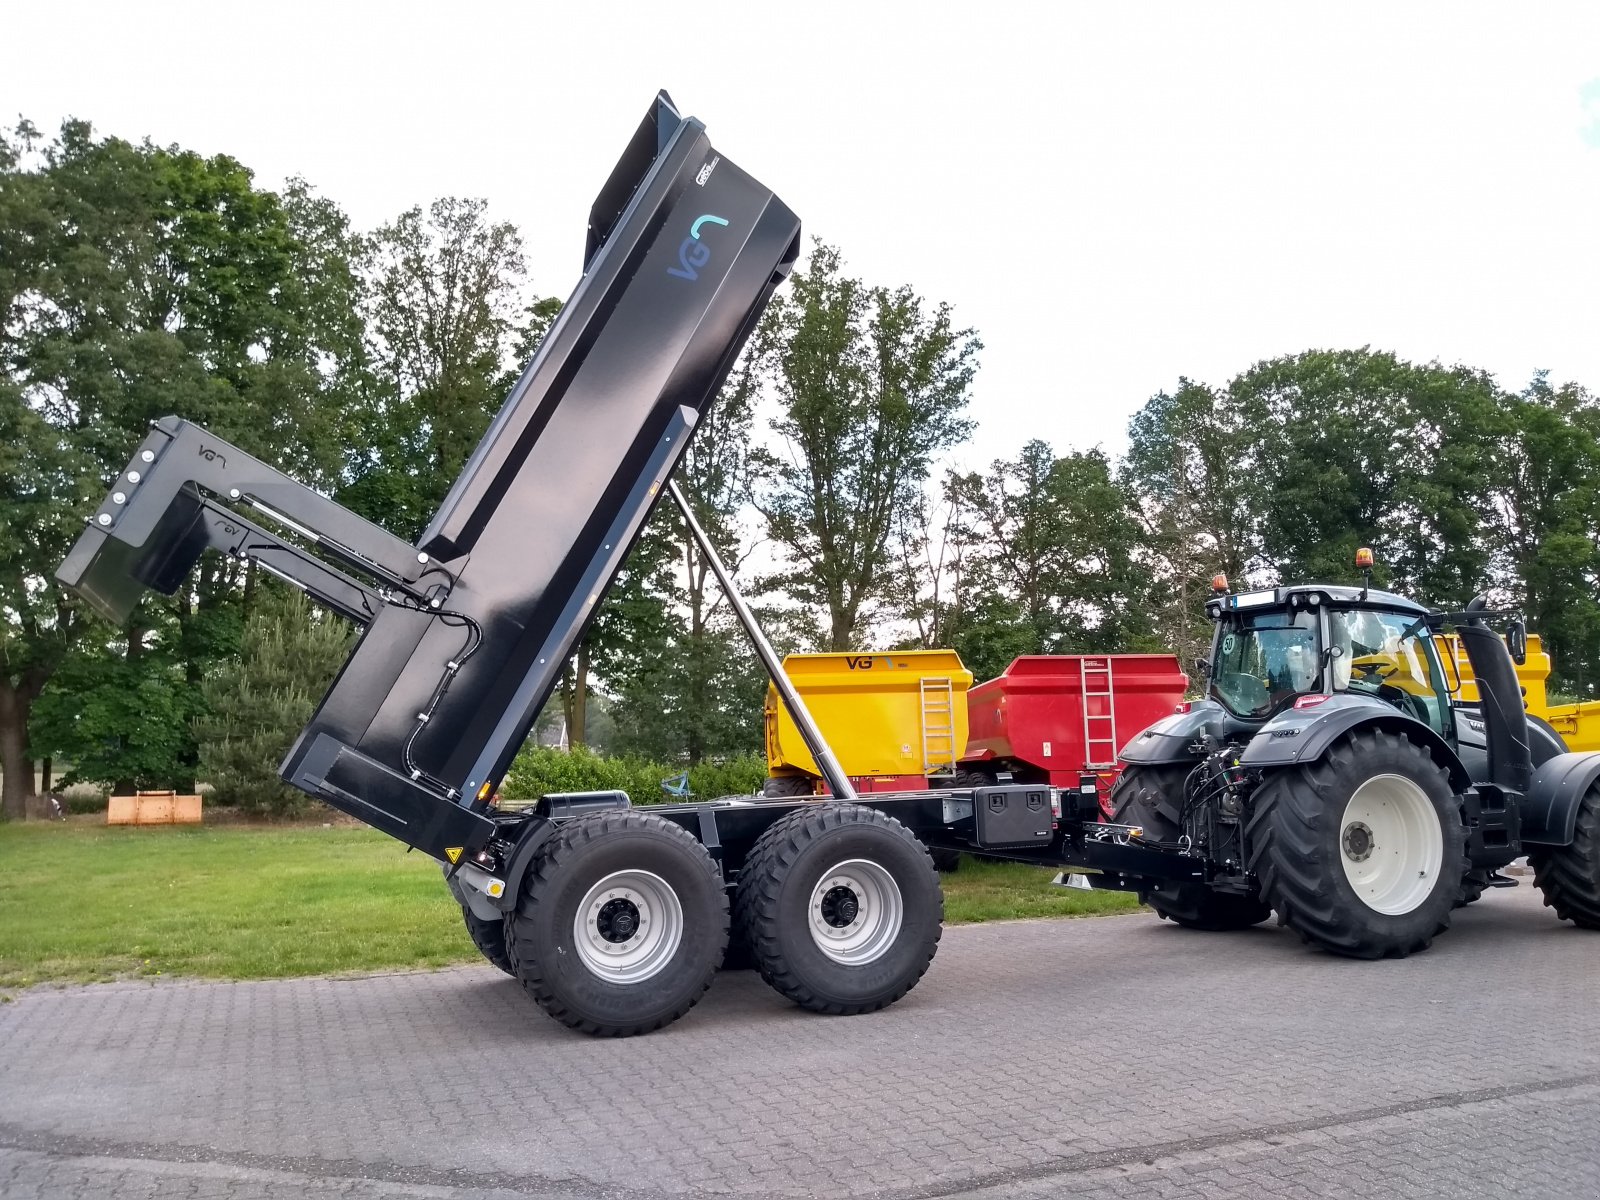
left=1294, top=694, right=1332, bottom=710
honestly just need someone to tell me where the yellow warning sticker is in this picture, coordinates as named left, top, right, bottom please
left=444, top=846, right=463, bottom=864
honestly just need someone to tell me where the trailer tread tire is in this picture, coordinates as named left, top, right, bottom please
left=734, top=803, right=942, bottom=1016
left=1110, top=764, right=1272, bottom=930
left=763, top=774, right=817, bottom=799
left=1528, top=783, right=1600, bottom=929
left=1245, top=729, right=1466, bottom=959
left=461, top=906, right=514, bottom=976
left=507, top=810, right=727, bottom=1037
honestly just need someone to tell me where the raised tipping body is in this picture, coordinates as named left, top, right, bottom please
left=58, top=92, right=801, bottom=863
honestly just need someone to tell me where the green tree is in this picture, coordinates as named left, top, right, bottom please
left=194, top=585, right=353, bottom=816
left=752, top=243, right=980, bottom=650
left=1, top=120, right=360, bottom=816
left=340, top=197, right=534, bottom=539
left=1488, top=375, right=1600, bottom=694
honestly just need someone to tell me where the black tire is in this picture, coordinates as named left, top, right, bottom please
left=1246, top=729, right=1467, bottom=959
left=1456, top=867, right=1491, bottom=907
left=461, top=905, right=514, bottom=976
left=506, top=811, right=728, bottom=1036
left=1109, top=763, right=1273, bottom=931
left=763, top=774, right=816, bottom=798
left=734, top=803, right=942, bottom=1015
left=1529, top=783, right=1600, bottom=929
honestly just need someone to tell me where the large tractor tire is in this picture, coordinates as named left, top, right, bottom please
left=460, top=905, right=514, bottom=976
left=506, top=810, right=728, bottom=1036
left=1245, top=729, right=1467, bottom=959
left=734, top=803, right=942, bottom=1015
left=763, top=774, right=817, bottom=799
left=1528, top=782, right=1600, bottom=929
left=1109, top=764, right=1273, bottom=931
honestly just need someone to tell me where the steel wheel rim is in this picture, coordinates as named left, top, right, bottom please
left=573, top=870, right=684, bottom=983
left=808, top=859, right=903, bottom=965
left=1339, top=774, right=1443, bottom=915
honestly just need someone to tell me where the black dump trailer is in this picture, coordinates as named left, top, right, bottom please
left=57, top=91, right=1195, bottom=1035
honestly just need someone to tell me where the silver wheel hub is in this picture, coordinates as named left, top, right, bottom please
left=1339, top=774, right=1443, bottom=916
left=573, top=870, right=684, bottom=983
left=808, top=859, right=904, bottom=966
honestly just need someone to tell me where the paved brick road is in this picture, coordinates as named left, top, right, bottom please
left=2, top=885, right=1597, bottom=1199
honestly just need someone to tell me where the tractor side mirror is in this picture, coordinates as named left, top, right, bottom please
left=1507, top=620, right=1528, bottom=666
left=1192, top=656, right=1212, bottom=680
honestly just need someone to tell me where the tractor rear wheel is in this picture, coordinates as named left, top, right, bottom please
left=1529, top=782, right=1600, bottom=929
left=460, top=905, right=514, bottom=976
left=734, top=803, right=942, bottom=1015
left=507, top=810, right=727, bottom=1036
left=1246, top=729, right=1466, bottom=959
left=1109, top=764, right=1273, bottom=930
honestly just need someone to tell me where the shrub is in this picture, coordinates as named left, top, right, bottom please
left=503, top=746, right=766, bottom=806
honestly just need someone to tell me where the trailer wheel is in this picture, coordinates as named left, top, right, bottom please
left=460, top=905, right=514, bottom=976
left=1109, top=764, right=1272, bottom=930
left=763, top=774, right=816, bottom=799
left=1245, top=729, right=1466, bottom=959
left=507, top=811, right=727, bottom=1036
left=734, top=804, right=942, bottom=1015
left=1529, top=782, right=1600, bottom=929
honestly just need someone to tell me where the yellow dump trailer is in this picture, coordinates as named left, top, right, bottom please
left=765, top=650, right=973, bottom=796
left=1439, top=632, right=1600, bottom=751
left=1438, top=633, right=1550, bottom=710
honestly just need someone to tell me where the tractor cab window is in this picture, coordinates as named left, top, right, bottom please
left=1327, top=608, right=1449, bottom=734
left=1213, top=610, right=1320, bottom=718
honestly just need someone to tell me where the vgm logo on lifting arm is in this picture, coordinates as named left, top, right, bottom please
left=667, top=214, right=729, bottom=282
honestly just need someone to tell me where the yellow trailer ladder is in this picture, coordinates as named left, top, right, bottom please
left=919, top=675, right=958, bottom=776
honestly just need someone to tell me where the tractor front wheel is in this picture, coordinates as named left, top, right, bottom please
left=1246, top=729, right=1466, bottom=959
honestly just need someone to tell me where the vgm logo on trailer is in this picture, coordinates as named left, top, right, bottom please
left=667, top=214, right=729, bottom=282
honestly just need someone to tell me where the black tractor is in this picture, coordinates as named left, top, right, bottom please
left=1110, top=556, right=1600, bottom=958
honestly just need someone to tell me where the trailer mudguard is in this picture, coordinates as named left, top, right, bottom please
left=1235, top=693, right=1471, bottom=791
left=1118, top=699, right=1236, bottom=765
left=1523, top=752, right=1600, bottom=845
left=56, top=91, right=801, bottom=863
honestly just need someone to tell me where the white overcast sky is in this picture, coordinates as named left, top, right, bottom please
left=6, top=2, right=1599, bottom=470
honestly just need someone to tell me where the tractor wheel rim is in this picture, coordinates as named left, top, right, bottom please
left=1339, top=774, right=1443, bottom=915
left=573, top=870, right=684, bottom=983
left=808, top=859, right=903, bottom=965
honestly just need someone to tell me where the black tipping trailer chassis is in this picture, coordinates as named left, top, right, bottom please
left=58, top=92, right=1203, bottom=1035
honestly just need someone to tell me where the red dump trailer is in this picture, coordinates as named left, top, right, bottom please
left=958, top=654, right=1189, bottom=813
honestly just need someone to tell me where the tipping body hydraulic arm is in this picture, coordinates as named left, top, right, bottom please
left=57, top=91, right=802, bottom=863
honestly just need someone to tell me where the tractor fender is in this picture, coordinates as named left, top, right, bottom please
left=1522, top=752, right=1600, bottom=846
left=1119, top=699, right=1233, bottom=766
left=1237, top=693, right=1471, bottom=791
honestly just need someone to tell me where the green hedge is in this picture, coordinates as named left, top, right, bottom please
left=502, top=746, right=767, bottom=806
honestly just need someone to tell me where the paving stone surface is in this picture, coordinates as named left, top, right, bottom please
left=2, top=884, right=1596, bottom=1198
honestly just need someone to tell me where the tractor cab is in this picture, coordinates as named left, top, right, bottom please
left=1201, top=574, right=1453, bottom=741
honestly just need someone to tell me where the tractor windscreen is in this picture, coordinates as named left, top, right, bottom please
left=1213, top=610, right=1320, bottom=717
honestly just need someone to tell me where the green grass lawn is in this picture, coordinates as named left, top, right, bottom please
left=0, top=822, right=1139, bottom=989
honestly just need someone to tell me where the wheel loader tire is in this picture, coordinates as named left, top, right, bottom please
left=1245, top=728, right=1467, bottom=959
left=506, top=810, right=727, bottom=1037
left=1109, top=764, right=1273, bottom=930
left=1528, top=782, right=1600, bottom=929
left=734, top=803, right=942, bottom=1015
left=763, top=774, right=816, bottom=798
left=461, top=905, right=514, bottom=976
